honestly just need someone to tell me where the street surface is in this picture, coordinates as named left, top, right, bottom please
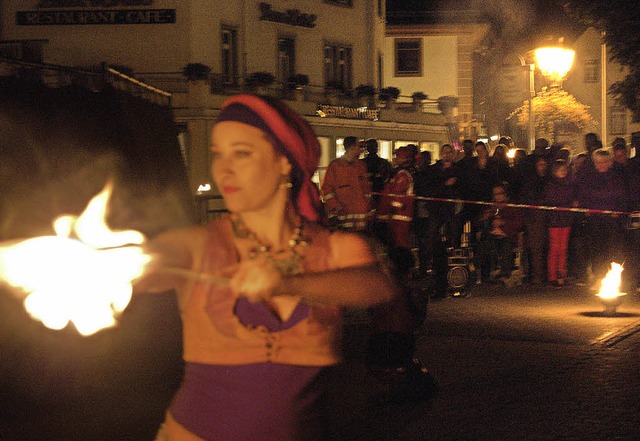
left=354, top=282, right=640, bottom=441
left=2, top=283, right=640, bottom=440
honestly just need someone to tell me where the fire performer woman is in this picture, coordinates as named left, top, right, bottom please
left=135, top=94, right=398, bottom=441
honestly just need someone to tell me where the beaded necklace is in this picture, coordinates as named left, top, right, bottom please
left=230, top=213, right=308, bottom=276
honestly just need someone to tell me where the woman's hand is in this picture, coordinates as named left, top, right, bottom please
left=228, top=255, right=283, bottom=302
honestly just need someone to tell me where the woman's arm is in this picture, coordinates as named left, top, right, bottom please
left=274, top=231, right=398, bottom=308
left=133, top=226, right=207, bottom=293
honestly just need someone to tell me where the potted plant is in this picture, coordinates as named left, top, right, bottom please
left=354, top=84, right=376, bottom=106
left=412, top=91, right=428, bottom=110
left=379, top=86, right=401, bottom=101
left=437, top=95, right=459, bottom=117
left=246, top=71, right=275, bottom=93
left=379, top=86, right=401, bottom=109
left=325, top=80, right=345, bottom=104
left=288, top=74, right=309, bottom=101
left=412, top=91, right=428, bottom=102
left=183, top=63, right=212, bottom=108
left=182, top=63, right=211, bottom=81
left=288, top=73, right=310, bottom=89
left=355, top=84, right=376, bottom=97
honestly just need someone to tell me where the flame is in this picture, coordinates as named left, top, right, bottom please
left=596, top=262, right=624, bottom=299
left=0, top=182, right=150, bottom=336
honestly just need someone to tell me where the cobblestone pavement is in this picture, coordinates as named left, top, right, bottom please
left=391, top=283, right=640, bottom=441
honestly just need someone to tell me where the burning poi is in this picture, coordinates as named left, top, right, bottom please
left=0, top=182, right=150, bottom=336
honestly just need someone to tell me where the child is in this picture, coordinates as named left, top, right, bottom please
left=543, top=159, right=576, bottom=287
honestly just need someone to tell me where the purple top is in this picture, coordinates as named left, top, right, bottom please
left=170, top=299, right=325, bottom=441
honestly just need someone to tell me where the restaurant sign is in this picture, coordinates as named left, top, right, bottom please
left=17, top=1, right=175, bottom=25
left=317, top=105, right=379, bottom=121
left=17, top=10, right=175, bottom=25
left=259, top=3, right=317, bottom=29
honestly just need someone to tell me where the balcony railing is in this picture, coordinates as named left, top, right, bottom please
left=136, top=71, right=445, bottom=114
left=0, top=58, right=172, bottom=107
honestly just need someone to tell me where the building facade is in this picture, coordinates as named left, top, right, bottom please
left=564, top=27, right=640, bottom=152
left=498, top=27, right=640, bottom=154
left=1, top=0, right=454, bottom=200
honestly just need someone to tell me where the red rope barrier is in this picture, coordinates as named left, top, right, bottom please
left=372, top=192, right=633, bottom=217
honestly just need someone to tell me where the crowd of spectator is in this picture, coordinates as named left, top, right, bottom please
left=321, top=133, right=640, bottom=297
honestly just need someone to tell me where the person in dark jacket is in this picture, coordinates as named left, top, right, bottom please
left=475, top=181, right=523, bottom=285
left=626, top=141, right=640, bottom=295
left=543, top=159, right=576, bottom=288
left=414, top=144, right=462, bottom=296
left=577, top=148, right=630, bottom=288
left=489, top=143, right=512, bottom=186
left=361, top=138, right=393, bottom=211
left=519, top=156, right=549, bottom=285
left=458, top=141, right=494, bottom=247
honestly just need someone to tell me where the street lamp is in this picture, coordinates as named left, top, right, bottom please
left=534, top=46, right=575, bottom=88
left=518, top=43, right=576, bottom=151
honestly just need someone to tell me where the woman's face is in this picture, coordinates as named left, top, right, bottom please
left=210, top=121, right=291, bottom=214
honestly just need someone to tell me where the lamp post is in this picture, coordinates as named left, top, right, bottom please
left=518, top=44, right=575, bottom=149
left=601, top=31, right=608, bottom=146
left=534, top=45, right=575, bottom=144
left=517, top=55, right=536, bottom=151
left=515, top=44, right=575, bottom=151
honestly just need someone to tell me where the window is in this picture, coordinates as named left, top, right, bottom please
left=395, top=39, right=422, bottom=76
left=584, top=59, right=599, bottom=83
left=324, top=43, right=352, bottom=89
left=378, top=140, right=393, bottom=160
left=610, top=107, right=627, bottom=135
left=176, top=123, right=190, bottom=168
left=377, top=52, right=383, bottom=90
left=278, top=37, right=295, bottom=86
left=314, top=137, right=331, bottom=185
left=323, top=0, right=353, bottom=7
left=221, top=26, right=238, bottom=85
left=420, top=142, right=440, bottom=158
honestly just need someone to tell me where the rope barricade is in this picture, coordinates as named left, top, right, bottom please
left=372, top=192, right=634, bottom=217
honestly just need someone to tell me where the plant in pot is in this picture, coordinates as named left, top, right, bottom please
left=288, top=74, right=310, bottom=101
left=182, top=63, right=211, bottom=81
left=411, top=91, right=428, bottom=110
left=379, top=86, right=401, bottom=108
left=412, top=91, right=428, bottom=102
left=288, top=73, right=310, bottom=90
left=325, top=80, right=345, bottom=104
left=326, top=80, right=345, bottom=92
left=354, top=84, right=376, bottom=106
left=246, top=71, right=275, bottom=93
left=437, top=95, right=459, bottom=116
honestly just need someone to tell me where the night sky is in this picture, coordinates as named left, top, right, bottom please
left=387, top=0, right=585, bottom=48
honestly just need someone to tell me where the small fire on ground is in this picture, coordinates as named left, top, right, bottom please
left=595, top=262, right=626, bottom=314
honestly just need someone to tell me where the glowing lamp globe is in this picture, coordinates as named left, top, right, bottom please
left=535, top=47, right=575, bottom=82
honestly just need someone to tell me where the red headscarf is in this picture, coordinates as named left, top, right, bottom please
left=217, top=94, right=322, bottom=222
